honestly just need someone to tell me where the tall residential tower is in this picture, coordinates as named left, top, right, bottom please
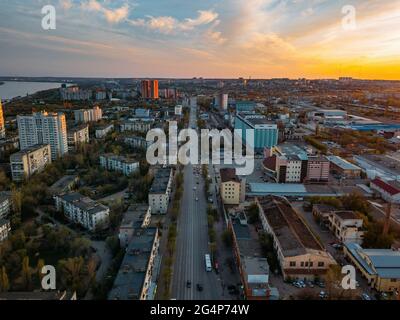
left=0, top=100, right=5, bottom=139
left=17, top=111, right=68, bottom=160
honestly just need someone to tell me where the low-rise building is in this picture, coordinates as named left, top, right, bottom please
left=306, top=156, right=330, bottom=183
left=49, top=175, right=79, bottom=195
left=0, top=192, right=11, bottom=219
left=100, top=154, right=139, bottom=176
left=344, top=243, right=400, bottom=293
left=108, top=227, right=160, bottom=300
left=119, top=204, right=152, bottom=248
left=257, top=196, right=337, bottom=281
left=370, top=178, right=400, bottom=204
left=263, top=144, right=308, bottom=183
left=120, top=120, right=153, bottom=133
left=148, top=168, right=173, bottom=214
left=327, top=156, right=362, bottom=179
left=54, top=192, right=110, bottom=231
left=67, top=124, right=89, bottom=151
left=10, top=144, right=52, bottom=181
left=95, top=124, right=114, bottom=139
left=229, top=213, right=278, bottom=300
left=312, top=204, right=337, bottom=227
left=124, top=135, right=152, bottom=150
left=0, top=219, right=11, bottom=242
left=327, top=211, right=364, bottom=244
left=220, top=168, right=246, bottom=205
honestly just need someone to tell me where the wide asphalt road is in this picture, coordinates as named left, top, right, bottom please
left=171, top=102, right=223, bottom=300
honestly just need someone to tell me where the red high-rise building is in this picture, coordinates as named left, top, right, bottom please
left=141, top=80, right=159, bottom=99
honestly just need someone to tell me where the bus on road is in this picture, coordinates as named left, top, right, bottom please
left=205, top=254, right=212, bottom=272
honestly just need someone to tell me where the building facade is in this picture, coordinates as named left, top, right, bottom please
left=74, top=106, right=102, bottom=124
left=0, top=192, right=11, bottom=219
left=95, top=124, right=114, bottom=139
left=140, top=80, right=159, bottom=99
left=0, top=100, right=5, bottom=139
left=257, top=196, right=337, bottom=281
left=327, top=211, right=364, bottom=244
left=235, top=113, right=278, bottom=151
left=120, top=120, right=152, bottom=133
left=17, top=112, right=68, bottom=160
left=0, top=219, right=11, bottom=242
left=100, top=154, right=140, bottom=176
left=344, top=243, right=400, bottom=293
left=67, top=124, right=89, bottom=151
left=10, top=144, right=52, bottom=181
left=148, top=168, right=173, bottom=214
left=55, top=192, right=110, bottom=231
left=370, top=178, right=400, bottom=204
left=220, top=168, right=245, bottom=205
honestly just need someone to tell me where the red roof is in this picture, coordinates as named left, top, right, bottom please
left=371, top=178, right=400, bottom=196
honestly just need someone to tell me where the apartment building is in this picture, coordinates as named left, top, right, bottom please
left=328, top=211, right=364, bottom=244
left=0, top=192, right=12, bottom=219
left=220, top=168, right=246, bottom=205
left=60, top=86, right=92, bottom=101
left=108, top=227, right=160, bottom=300
left=67, top=124, right=89, bottom=151
left=119, top=204, right=151, bottom=248
left=54, top=192, right=110, bottom=231
left=140, top=80, right=159, bottom=99
left=95, top=124, right=114, bottom=139
left=74, top=106, right=102, bottom=124
left=17, top=112, right=68, bottom=160
left=148, top=168, right=173, bottom=214
left=257, top=196, right=337, bottom=281
left=120, top=120, right=153, bottom=133
left=0, top=100, right=5, bottom=139
left=0, top=219, right=11, bottom=242
left=344, top=243, right=400, bottom=293
left=124, top=135, right=152, bottom=150
left=10, top=144, right=52, bottom=181
left=100, top=154, right=139, bottom=176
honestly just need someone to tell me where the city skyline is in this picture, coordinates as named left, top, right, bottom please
left=0, top=0, right=399, bottom=80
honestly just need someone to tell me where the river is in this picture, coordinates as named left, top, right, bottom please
left=0, top=81, right=65, bottom=101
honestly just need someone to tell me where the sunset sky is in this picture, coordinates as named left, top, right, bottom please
left=0, top=0, right=399, bottom=79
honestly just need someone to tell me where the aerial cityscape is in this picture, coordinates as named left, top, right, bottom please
left=0, top=0, right=400, bottom=314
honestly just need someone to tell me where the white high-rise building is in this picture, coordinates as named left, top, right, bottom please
left=74, top=106, right=103, bottom=124
left=17, top=112, right=68, bottom=160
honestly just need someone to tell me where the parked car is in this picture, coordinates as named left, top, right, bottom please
left=319, top=291, right=328, bottom=299
left=196, top=284, right=203, bottom=292
left=361, top=293, right=372, bottom=300
left=186, top=281, right=191, bottom=289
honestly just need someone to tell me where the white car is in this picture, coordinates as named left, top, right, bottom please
left=195, top=198, right=199, bottom=201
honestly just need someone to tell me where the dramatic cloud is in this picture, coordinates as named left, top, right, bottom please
left=128, top=10, right=219, bottom=34
left=81, top=0, right=129, bottom=24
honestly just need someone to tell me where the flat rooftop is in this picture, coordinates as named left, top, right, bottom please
left=120, top=204, right=150, bottom=229
left=258, top=196, right=324, bottom=257
left=345, top=243, right=400, bottom=279
left=327, top=156, right=361, bottom=171
left=108, top=228, right=158, bottom=300
left=10, top=144, right=49, bottom=157
left=149, top=168, right=172, bottom=194
left=58, top=192, right=109, bottom=215
left=50, top=175, right=78, bottom=194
